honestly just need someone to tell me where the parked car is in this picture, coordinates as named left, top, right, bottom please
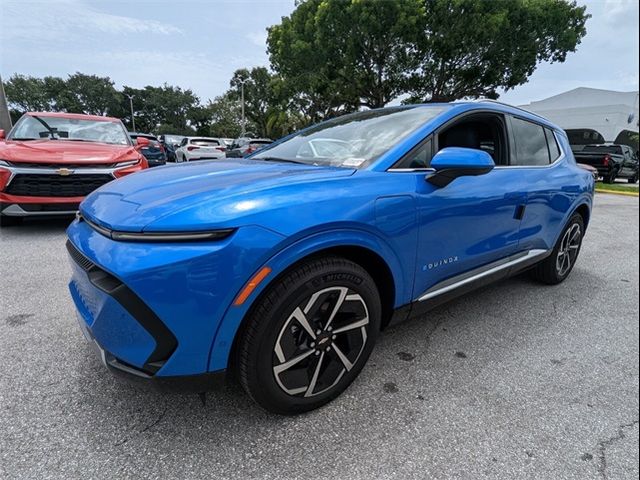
left=0, top=112, right=148, bottom=227
left=572, top=143, right=638, bottom=183
left=226, top=138, right=272, bottom=158
left=129, top=133, right=167, bottom=167
left=67, top=102, right=593, bottom=414
left=158, top=134, right=185, bottom=163
left=174, top=137, right=227, bottom=162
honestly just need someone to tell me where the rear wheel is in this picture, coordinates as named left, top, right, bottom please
left=530, top=213, right=584, bottom=285
left=628, top=175, right=638, bottom=184
left=603, top=171, right=616, bottom=184
left=236, top=256, right=381, bottom=414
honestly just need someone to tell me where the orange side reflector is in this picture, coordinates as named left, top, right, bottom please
left=233, top=267, right=272, bottom=306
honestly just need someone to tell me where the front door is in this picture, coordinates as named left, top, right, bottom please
left=412, top=169, right=525, bottom=300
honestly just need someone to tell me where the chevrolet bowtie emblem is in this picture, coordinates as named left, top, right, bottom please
left=56, top=168, right=74, bottom=176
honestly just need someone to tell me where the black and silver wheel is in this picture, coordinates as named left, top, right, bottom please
left=531, top=213, right=584, bottom=285
left=235, top=256, right=381, bottom=414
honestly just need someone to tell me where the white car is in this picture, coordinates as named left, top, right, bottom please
left=175, top=137, right=227, bottom=162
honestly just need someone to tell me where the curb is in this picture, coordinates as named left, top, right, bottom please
left=595, top=189, right=639, bottom=197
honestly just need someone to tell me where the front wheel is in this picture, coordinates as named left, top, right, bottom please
left=628, top=175, right=638, bottom=184
left=235, top=256, right=381, bottom=414
left=530, top=213, right=584, bottom=285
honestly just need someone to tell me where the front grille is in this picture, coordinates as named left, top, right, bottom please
left=19, top=203, right=80, bottom=212
left=5, top=174, right=113, bottom=197
left=66, top=240, right=95, bottom=271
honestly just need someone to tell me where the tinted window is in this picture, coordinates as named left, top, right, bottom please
left=395, top=138, right=432, bottom=169
left=545, top=128, right=561, bottom=162
left=581, top=145, right=623, bottom=155
left=191, top=139, right=220, bottom=146
left=511, top=118, right=550, bottom=166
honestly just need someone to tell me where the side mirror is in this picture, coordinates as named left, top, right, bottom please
left=0, top=129, right=5, bottom=140
left=426, top=147, right=495, bottom=188
left=135, top=137, right=150, bottom=148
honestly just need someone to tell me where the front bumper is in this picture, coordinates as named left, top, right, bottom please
left=1, top=195, right=82, bottom=216
left=66, top=218, right=285, bottom=378
left=76, top=312, right=226, bottom=392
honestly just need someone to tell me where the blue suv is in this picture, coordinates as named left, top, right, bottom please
left=66, top=102, right=594, bottom=414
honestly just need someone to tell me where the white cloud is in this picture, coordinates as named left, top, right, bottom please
left=0, top=0, right=182, bottom=44
left=245, top=30, right=268, bottom=48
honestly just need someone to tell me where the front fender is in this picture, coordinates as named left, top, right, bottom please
left=206, top=228, right=408, bottom=372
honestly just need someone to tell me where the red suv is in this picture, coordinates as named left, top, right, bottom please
left=0, top=112, right=149, bottom=226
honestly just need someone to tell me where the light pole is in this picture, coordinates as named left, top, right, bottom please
left=0, top=74, right=12, bottom=132
left=126, top=94, right=136, bottom=132
left=239, top=79, right=248, bottom=137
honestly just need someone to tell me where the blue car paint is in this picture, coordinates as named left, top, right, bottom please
left=66, top=102, right=594, bottom=378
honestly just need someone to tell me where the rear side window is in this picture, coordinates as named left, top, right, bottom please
left=511, top=117, right=550, bottom=166
left=545, top=128, right=561, bottom=162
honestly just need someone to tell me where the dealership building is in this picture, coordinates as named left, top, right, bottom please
left=520, top=87, right=639, bottom=149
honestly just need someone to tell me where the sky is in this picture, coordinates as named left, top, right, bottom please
left=0, top=0, right=638, bottom=107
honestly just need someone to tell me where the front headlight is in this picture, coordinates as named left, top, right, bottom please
left=78, top=213, right=235, bottom=242
left=115, top=159, right=140, bottom=167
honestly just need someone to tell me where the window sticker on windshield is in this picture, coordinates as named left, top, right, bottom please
left=342, top=158, right=367, bottom=167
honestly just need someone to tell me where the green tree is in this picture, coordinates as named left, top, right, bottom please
left=121, top=84, right=201, bottom=134
left=228, top=67, right=285, bottom=137
left=405, top=0, right=590, bottom=102
left=207, top=93, right=245, bottom=138
left=267, top=0, right=424, bottom=114
left=55, top=72, right=121, bottom=115
left=4, top=74, right=65, bottom=118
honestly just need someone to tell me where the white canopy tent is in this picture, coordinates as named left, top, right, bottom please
left=519, top=87, right=639, bottom=148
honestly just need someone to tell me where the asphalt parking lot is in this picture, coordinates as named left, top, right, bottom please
left=0, top=194, right=638, bottom=480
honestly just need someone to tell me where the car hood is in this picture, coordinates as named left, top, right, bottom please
left=0, top=139, right=138, bottom=164
left=80, top=159, right=356, bottom=232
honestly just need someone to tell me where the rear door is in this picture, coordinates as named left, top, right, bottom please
left=506, top=116, right=581, bottom=252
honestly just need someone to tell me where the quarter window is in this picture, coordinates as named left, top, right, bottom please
left=545, top=128, right=561, bottom=162
left=511, top=117, right=550, bottom=166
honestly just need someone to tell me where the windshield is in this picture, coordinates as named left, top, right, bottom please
left=9, top=115, right=131, bottom=145
left=252, top=106, right=446, bottom=168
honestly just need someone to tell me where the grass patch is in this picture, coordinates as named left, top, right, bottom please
left=595, top=182, right=639, bottom=195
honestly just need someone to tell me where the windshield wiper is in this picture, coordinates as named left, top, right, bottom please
left=11, top=137, right=38, bottom=141
left=256, top=156, right=311, bottom=165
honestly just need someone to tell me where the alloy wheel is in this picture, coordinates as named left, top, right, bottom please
left=272, top=286, right=370, bottom=398
left=556, top=223, right=582, bottom=276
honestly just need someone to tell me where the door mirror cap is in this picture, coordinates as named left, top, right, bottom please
left=426, top=147, right=495, bottom=188
left=0, top=129, right=5, bottom=140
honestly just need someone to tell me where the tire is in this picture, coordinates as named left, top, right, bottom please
left=235, top=256, right=381, bottom=414
left=628, top=175, right=638, bottom=184
left=0, top=215, right=23, bottom=227
left=530, top=213, right=584, bottom=285
left=603, top=172, right=615, bottom=184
